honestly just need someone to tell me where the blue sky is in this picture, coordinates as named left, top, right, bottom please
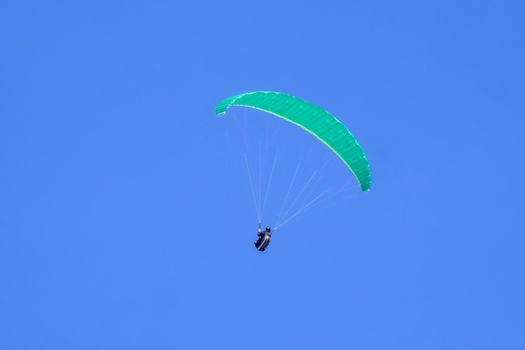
left=1, top=0, right=524, bottom=349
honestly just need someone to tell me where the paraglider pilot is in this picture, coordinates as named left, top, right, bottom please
left=255, top=226, right=272, bottom=251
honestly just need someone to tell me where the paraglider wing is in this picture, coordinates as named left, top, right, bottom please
left=215, top=91, right=372, bottom=191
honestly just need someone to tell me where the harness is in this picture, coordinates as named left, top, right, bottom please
left=255, top=227, right=272, bottom=251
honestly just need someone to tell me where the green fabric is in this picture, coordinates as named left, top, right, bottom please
left=216, top=91, right=372, bottom=191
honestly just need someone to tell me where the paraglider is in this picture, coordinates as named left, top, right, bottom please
left=216, top=91, right=371, bottom=251
left=254, top=226, right=272, bottom=251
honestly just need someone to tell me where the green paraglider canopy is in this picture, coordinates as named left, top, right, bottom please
left=216, top=91, right=372, bottom=191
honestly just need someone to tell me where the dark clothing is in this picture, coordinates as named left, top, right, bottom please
left=255, top=228, right=272, bottom=251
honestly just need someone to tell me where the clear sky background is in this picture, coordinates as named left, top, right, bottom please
left=1, top=1, right=524, bottom=349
